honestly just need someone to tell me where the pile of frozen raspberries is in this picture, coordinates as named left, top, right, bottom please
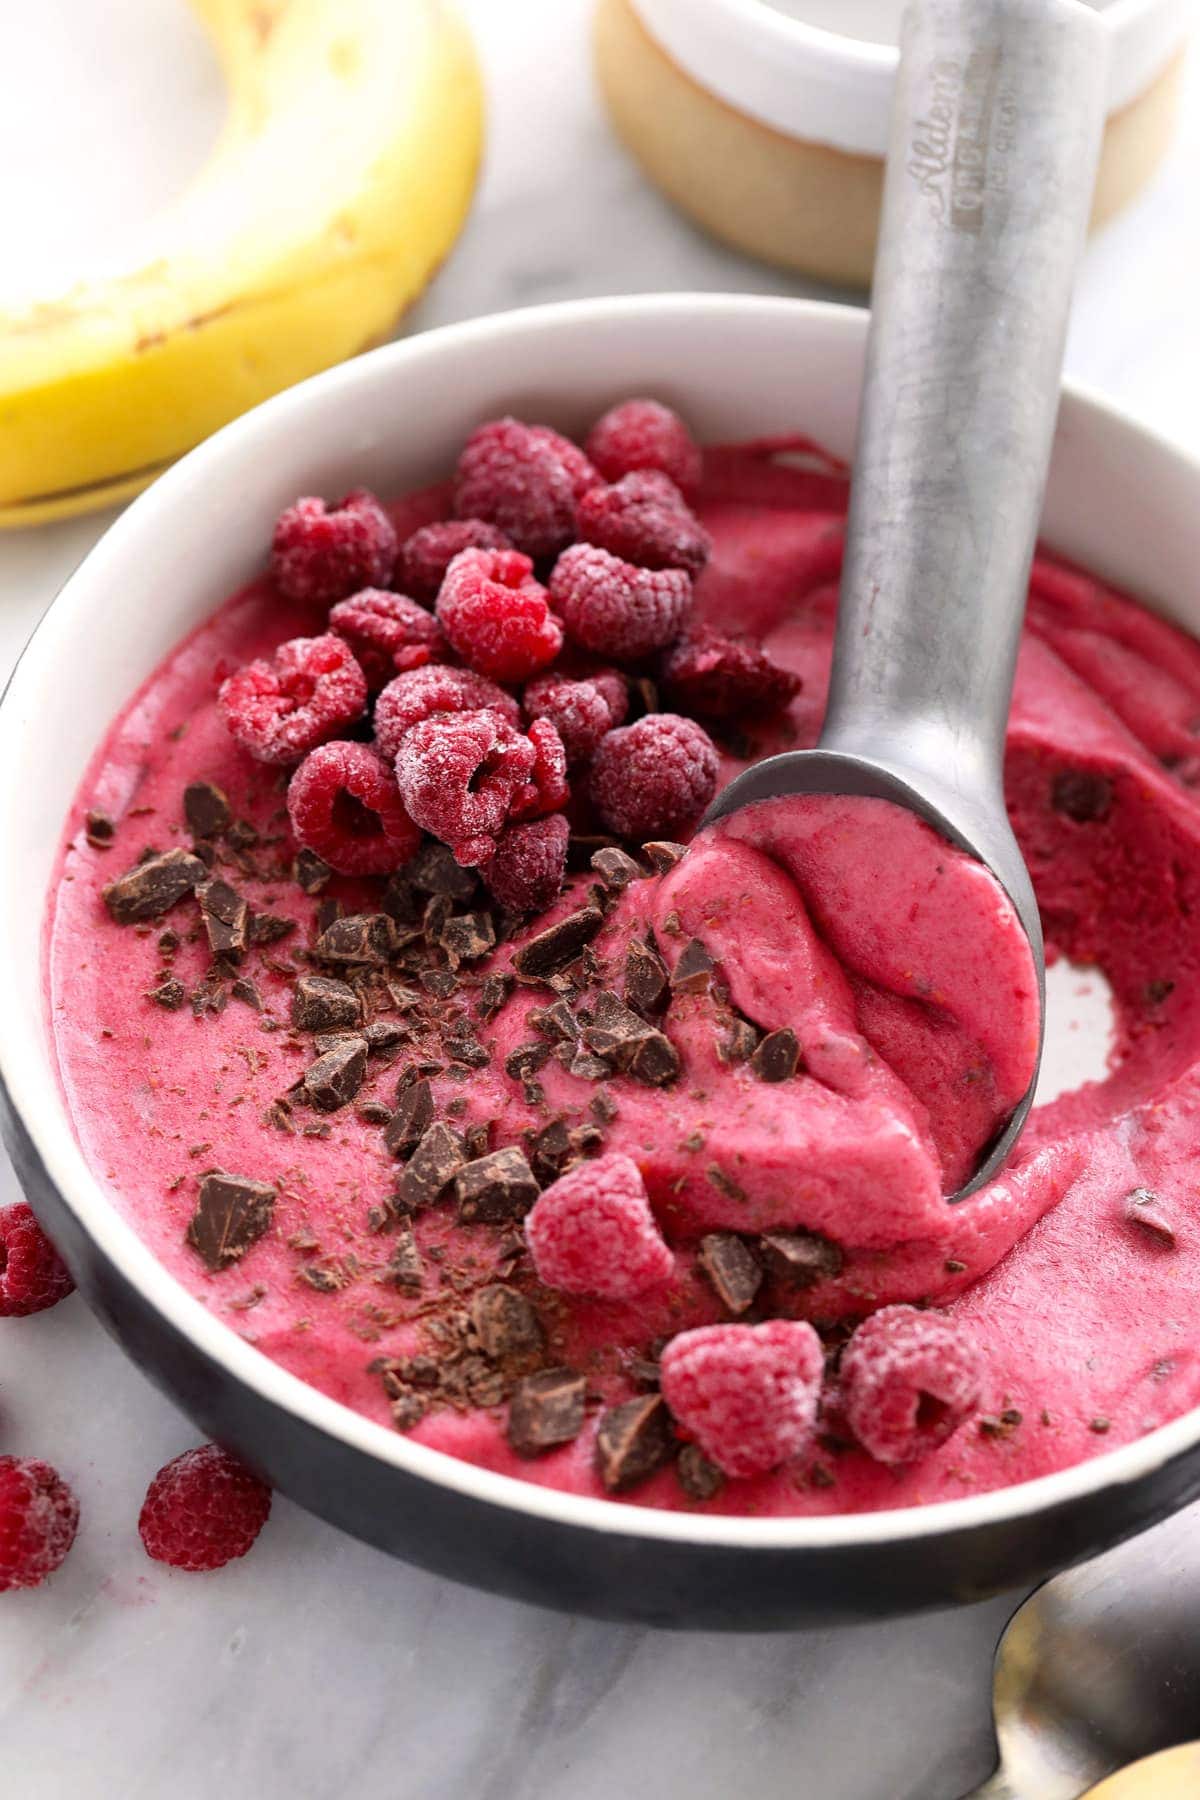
left=220, top=399, right=800, bottom=912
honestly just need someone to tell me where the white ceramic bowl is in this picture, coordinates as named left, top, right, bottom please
left=4, top=295, right=1200, bottom=1628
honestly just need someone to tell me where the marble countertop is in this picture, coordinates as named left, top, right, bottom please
left=2, top=4, right=1200, bottom=1796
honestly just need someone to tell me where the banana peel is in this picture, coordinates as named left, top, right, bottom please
left=0, top=0, right=483, bottom=526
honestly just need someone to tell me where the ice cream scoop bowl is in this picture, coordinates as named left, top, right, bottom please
left=707, top=0, right=1110, bottom=1195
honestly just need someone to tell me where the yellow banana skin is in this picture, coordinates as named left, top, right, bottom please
left=0, top=0, right=482, bottom=526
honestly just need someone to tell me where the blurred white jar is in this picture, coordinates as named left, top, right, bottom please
left=594, top=0, right=1193, bottom=286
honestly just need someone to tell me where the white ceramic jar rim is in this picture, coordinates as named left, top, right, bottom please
left=630, top=0, right=1194, bottom=156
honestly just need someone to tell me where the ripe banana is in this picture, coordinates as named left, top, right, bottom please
left=0, top=0, right=482, bottom=527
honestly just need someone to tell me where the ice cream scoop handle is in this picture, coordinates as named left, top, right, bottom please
left=821, top=0, right=1108, bottom=798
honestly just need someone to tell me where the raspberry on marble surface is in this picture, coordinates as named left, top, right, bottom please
left=436, top=547, right=563, bottom=683
left=584, top=399, right=703, bottom=498
left=0, top=1203, right=74, bottom=1317
left=218, top=634, right=368, bottom=765
left=0, top=1457, right=80, bottom=1592
left=271, top=488, right=397, bottom=604
left=374, top=664, right=520, bottom=762
left=525, top=1153, right=673, bottom=1300
left=839, top=1305, right=982, bottom=1466
left=453, top=418, right=598, bottom=560
left=397, top=518, right=512, bottom=605
left=659, top=1321, right=823, bottom=1479
left=138, top=1444, right=271, bottom=1572
left=288, top=740, right=421, bottom=876
left=577, top=470, right=710, bottom=578
left=589, top=713, right=719, bottom=839
left=328, top=588, right=447, bottom=687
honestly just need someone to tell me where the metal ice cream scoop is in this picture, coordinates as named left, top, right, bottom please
left=704, top=0, right=1110, bottom=1197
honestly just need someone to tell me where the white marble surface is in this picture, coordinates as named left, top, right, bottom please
left=2, top=4, right=1200, bottom=1797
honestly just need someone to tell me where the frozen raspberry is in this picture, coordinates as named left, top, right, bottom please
left=577, top=471, right=710, bottom=578
left=218, top=634, right=368, bottom=766
left=661, top=623, right=801, bottom=720
left=525, top=1154, right=673, bottom=1300
left=660, top=1321, right=823, bottom=1479
left=395, top=710, right=536, bottom=865
left=288, top=741, right=420, bottom=876
left=453, top=418, right=598, bottom=560
left=550, top=544, right=691, bottom=663
left=138, top=1444, right=271, bottom=1572
left=271, top=489, right=397, bottom=604
left=512, top=718, right=569, bottom=820
left=840, top=1305, right=982, bottom=1467
left=0, top=1457, right=80, bottom=1592
left=482, top=813, right=570, bottom=912
left=328, top=589, right=446, bottom=688
left=374, top=665, right=520, bottom=763
left=397, top=518, right=512, bottom=605
left=585, top=399, right=703, bottom=498
left=0, top=1203, right=74, bottom=1317
left=590, top=713, right=719, bottom=839
left=436, top=548, right=562, bottom=682
left=523, top=670, right=628, bottom=766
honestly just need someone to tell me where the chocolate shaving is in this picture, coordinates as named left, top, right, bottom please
left=291, top=975, right=362, bottom=1032
left=298, top=1257, right=355, bottom=1293
left=1052, top=770, right=1113, bottom=823
left=595, top=1395, right=675, bottom=1493
left=591, top=846, right=643, bottom=890
left=102, top=848, right=207, bottom=923
left=455, top=1147, right=540, bottom=1224
left=187, top=1170, right=275, bottom=1271
left=642, top=840, right=686, bottom=873
left=676, top=1442, right=725, bottom=1501
left=85, top=809, right=116, bottom=849
left=507, top=1368, right=586, bottom=1457
left=395, top=1121, right=466, bottom=1213
left=470, top=1284, right=544, bottom=1360
left=625, top=938, right=669, bottom=1016
left=439, top=911, right=497, bottom=968
left=315, top=913, right=396, bottom=966
left=294, top=848, right=332, bottom=894
left=183, top=780, right=232, bottom=839
left=146, top=977, right=187, bottom=1010
left=671, top=938, right=715, bottom=994
left=751, top=1027, right=800, bottom=1083
left=698, top=1233, right=763, bottom=1314
left=511, top=907, right=603, bottom=982
left=378, top=1223, right=424, bottom=1291
left=303, top=1038, right=368, bottom=1111
left=196, top=878, right=250, bottom=958
left=760, top=1229, right=843, bottom=1287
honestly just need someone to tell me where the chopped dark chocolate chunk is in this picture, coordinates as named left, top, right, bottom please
left=465, top=1121, right=490, bottom=1160
left=677, top=1441, right=724, bottom=1501
left=363, top=1020, right=408, bottom=1052
left=187, top=1170, right=275, bottom=1272
left=661, top=909, right=682, bottom=937
left=760, top=1229, right=843, bottom=1287
left=102, top=848, right=207, bottom=923
left=477, top=972, right=513, bottom=1017
left=631, top=675, right=659, bottom=717
left=625, top=937, right=669, bottom=1016
left=527, top=1117, right=573, bottom=1186
left=1122, top=1186, right=1176, bottom=1246
left=227, top=819, right=259, bottom=852
left=183, top=780, right=232, bottom=839
left=642, top=840, right=686, bottom=873
left=718, top=1016, right=760, bottom=1064
left=303, top=1037, right=368, bottom=1111
left=1051, top=770, right=1113, bottom=824
left=358, top=1099, right=394, bottom=1126
left=671, top=937, right=715, bottom=994
left=439, top=910, right=497, bottom=968
left=423, top=892, right=452, bottom=940
left=583, top=988, right=654, bottom=1067
left=505, top=1041, right=553, bottom=1082
left=751, top=1027, right=800, bottom=1083
left=395, top=1121, right=466, bottom=1213
left=231, top=977, right=263, bottom=1011
left=294, top=847, right=332, bottom=893
left=196, top=878, right=250, bottom=958
left=528, top=998, right=578, bottom=1042
left=85, top=809, right=116, bottom=848
left=378, top=1223, right=424, bottom=1292
left=698, top=1233, right=763, bottom=1314
left=298, top=1257, right=355, bottom=1294
left=391, top=1392, right=428, bottom=1431
left=315, top=912, right=396, bottom=966
left=470, top=1284, right=544, bottom=1360
left=419, top=968, right=459, bottom=999
left=455, top=1147, right=540, bottom=1224
left=591, top=846, right=643, bottom=890
left=590, top=1091, right=619, bottom=1126
left=507, top=1368, right=586, bottom=1457
left=512, top=907, right=604, bottom=982
left=248, top=910, right=297, bottom=946
left=291, top=975, right=362, bottom=1032
left=595, top=1395, right=675, bottom=1493
left=406, top=839, right=479, bottom=900
left=146, top=976, right=187, bottom=1010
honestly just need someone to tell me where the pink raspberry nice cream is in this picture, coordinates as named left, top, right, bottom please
left=45, top=401, right=1200, bottom=1516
